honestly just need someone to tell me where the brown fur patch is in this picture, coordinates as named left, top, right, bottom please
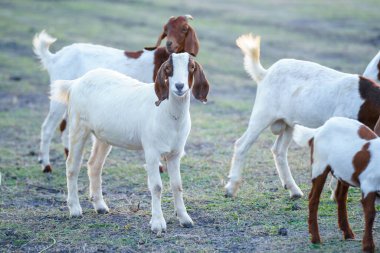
left=358, top=125, right=377, bottom=140
left=352, top=142, right=371, bottom=185
left=155, top=16, right=199, bottom=56
left=309, top=138, right=314, bottom=164
left=124, top=50, right=143, bottom=59
left=153, top=47, right=170, bottom=82
left=357, top=76, right=380, bottom=130
left=59, top=119, right=67, bottom=132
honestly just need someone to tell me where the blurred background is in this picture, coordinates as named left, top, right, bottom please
left=1, top=0, right=379, bottom=252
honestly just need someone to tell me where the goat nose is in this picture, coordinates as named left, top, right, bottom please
left=175, top=83, right=184, bottom=91
left=166, top=41, right=173, bottom=47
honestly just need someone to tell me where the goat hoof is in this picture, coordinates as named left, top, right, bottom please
left=224, top=191, right=234, bottom=198
left=64, top=148, right=69, bottom=158
left=363, top=244, right=375, bottom=253
left=96, top=208, right=109, bottom=214
left=290, top=193, right=303, bottom=200
left=344, top=231, right=355, bottom=240
left=180, top=221, right=194, bottom=228
left=311, top=236, right=321, bottom=244
left=43, top=165, right=52, bottom=173
left=159, top=165, right=164, bottom=173
left=150, top=216, right=167, bottom=236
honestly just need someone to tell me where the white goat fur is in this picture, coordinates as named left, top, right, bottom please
left=225, top=33, right=376, bottom=199
left=50, top=53, right=198, bottom=234
left=34, top=31, right=155, bottom=170
left=363, top=50, right=380, bottom=83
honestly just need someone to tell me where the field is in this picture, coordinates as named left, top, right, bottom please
left=1, top=0, right=380, bottom=252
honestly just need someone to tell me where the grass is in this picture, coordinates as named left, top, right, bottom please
left=0, top=0, right=379, bottom=252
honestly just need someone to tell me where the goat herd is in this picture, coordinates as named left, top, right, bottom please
left=32, top=15, right=380, bottom=252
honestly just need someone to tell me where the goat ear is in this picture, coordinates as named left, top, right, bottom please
left=154, top=61, right=169, bottom=106
left=192, top=62, right=209, bottom=103
left=184, top=26, right=199, bottom=57
left=155, top=25, right=167, bottom=48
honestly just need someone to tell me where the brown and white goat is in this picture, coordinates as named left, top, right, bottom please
left=293, top=117, right=379, bottom=253
left=225, top=33, right=380, bottom=199
left=34, top=15, right=199, bottom=173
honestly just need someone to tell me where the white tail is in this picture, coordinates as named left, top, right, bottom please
left=50, top=80, right=72, bottom=104
left=33, top=30, right=57, bottom=69
left=236, top=33, right=267, bottom=83
left=292, top=124, right=318, bottom=147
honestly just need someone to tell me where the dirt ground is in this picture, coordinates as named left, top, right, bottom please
left=1, top=0, right=380, bottom=252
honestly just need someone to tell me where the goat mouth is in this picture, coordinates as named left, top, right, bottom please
left=174, top=89, right=189, bottom=97
left=166, top=46, right=178, bottom=54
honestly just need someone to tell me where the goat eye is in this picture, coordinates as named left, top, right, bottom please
left=182, top=28, right=188, bottom=33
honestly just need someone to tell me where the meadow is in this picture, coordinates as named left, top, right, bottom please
left=1, top=0, right=379, bottom=252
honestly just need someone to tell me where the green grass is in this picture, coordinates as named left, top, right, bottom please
left=0, top=0, right=379, bottom=252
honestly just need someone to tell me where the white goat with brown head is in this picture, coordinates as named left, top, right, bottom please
left=50, top=52, right=209, bottom=235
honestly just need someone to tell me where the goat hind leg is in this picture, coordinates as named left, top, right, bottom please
left=271, top=126, right=303, bottom=198
left=66, top=123, right=90, bottom=217
left=225, top=113, right=272, bottom=197
left=335, top=181, right=354, bottom=239
left=87, top=138, right=112, bottom=214
left=39, top=100, right=67, bottom=173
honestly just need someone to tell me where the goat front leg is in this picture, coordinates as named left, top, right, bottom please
left=166, top=154, right=193, bottom=228
left=87, top=138, right=112, bottom=214
left=361, top=192, right=376, bottom=253
left=145, top=151, right=166, bottom=235
left=271, top=126, right=303, bottom=199
left=39, top=100, right=67, bottom=173
left=225, top=111, right=272, bottom=197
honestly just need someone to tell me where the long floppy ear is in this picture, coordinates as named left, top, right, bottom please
left=192, top=62, right=209, bottom=103
left=155, top=25, right=167, bottom=48
left=184, top=26, right=199, bottom=56
left=154, top=61, right=170, bottom=106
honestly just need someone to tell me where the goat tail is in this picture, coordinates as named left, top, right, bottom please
left=236, top=33, right=267, bottom=83
left=292, top=124, right=318, bottom=147
left=33, top=30, right=57, bottom=69
left=50, top=80, right=73, bottom=104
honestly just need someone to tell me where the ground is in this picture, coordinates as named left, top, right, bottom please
left=1, top=0, right=380, bottom=252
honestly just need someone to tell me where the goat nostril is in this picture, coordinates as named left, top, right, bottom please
left=166, top=41, right=173, bottom=47
left=175, top=83, right=184, bottom=91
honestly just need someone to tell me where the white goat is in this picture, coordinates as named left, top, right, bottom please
left=225, top=33, right=380, bottom=199
left=33, top=15, right=199, bottom=173
left=293, top=117, right=379, bottom=253
left=50, top=53, right=209, bottom=234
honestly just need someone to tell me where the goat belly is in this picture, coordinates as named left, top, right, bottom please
left=91, top=127, right=143, bottom=150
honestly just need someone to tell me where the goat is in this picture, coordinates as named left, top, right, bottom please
left=34, top=15, right=199, bottom=173
left=329, top=50, right=380, bottom=200
left=225, top=33, right=380, bottom=199
left=50, top=52, right=209, bottom=235
left=293, top=117, right=379, bottom=253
